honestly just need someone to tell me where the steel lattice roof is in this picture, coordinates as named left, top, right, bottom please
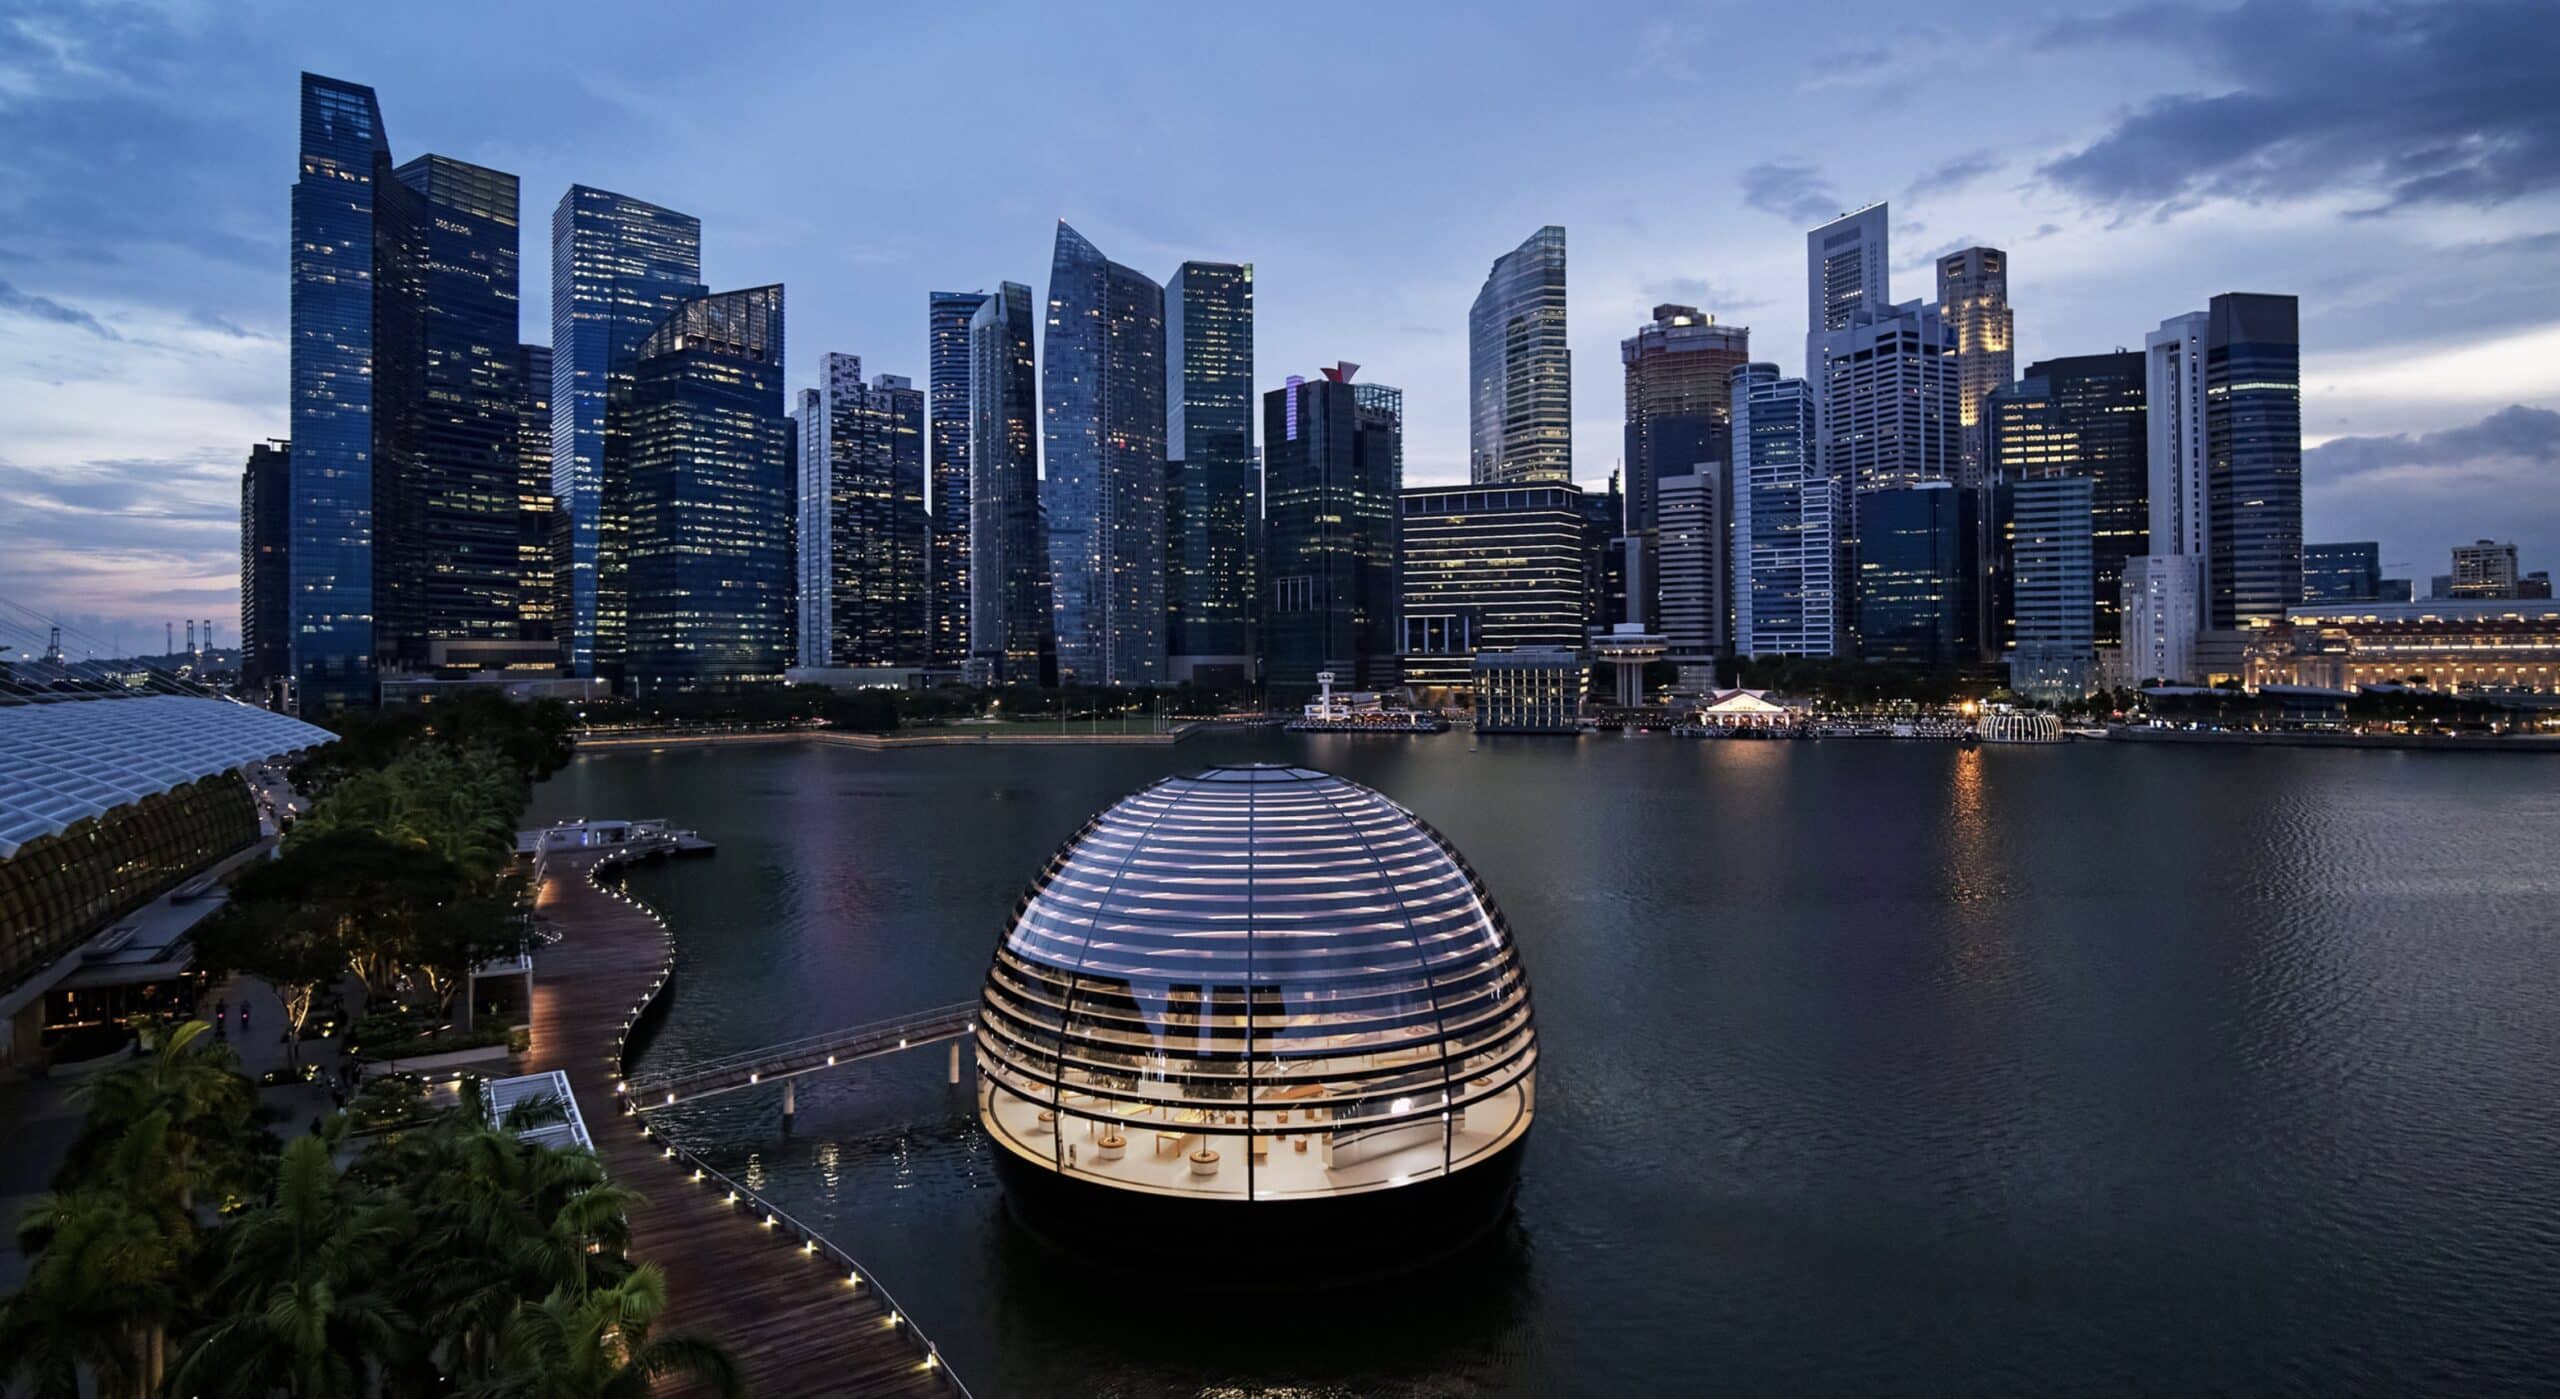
left=0, top=695, right=334, bottom=858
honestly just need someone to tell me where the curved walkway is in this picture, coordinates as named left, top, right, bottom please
left=526, top=850, right=967, bottom=1398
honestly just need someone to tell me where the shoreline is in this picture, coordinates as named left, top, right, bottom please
left=575, top=725, right=1187, bottom=752
left=2103, top=727, right=2560, bottom=753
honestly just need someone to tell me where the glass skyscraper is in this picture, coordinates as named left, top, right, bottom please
left=1263, top=369, right=1403, bottom=695
left=2205, top=292, right=2303, bottom=630
left=1987, top=351, right=2148, bottom=660
left=1936, top=246, right=2014, bottom=490
left=550, top=186, right=703, bottom=680
left=1857, top=482, right=1977, bottom=668
left=968, top=282, right=1049, bottom=684
left=1621, top=304, right=1749, bottom=536
left=1042, top=222, right=1167, bottom=686
left=1996, top=475, right=2096, bottom=701
left=2303, top=541, right=2383, bottom=604
left=795, top=353, right=929, bottom=669
left=288, top=73, right=391, bottom=710
left=1730, top=363, right=1834, bottom=657
left=621, top=286, right=792, bottom=696
left=1398, top=483, right=1585, bottom=693
left=240, top=439, right=292, bottom=703
left=1468, top=226, right=1571, bottom=485
left=927, top=290, right=989, bottom=672
left=514, top=343, right=556, bottom=651
left=1164, top=261, right=1256, bottom=688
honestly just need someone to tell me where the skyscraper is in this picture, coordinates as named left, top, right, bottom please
left=2121, top=554, right=2201, bottom=684
left=1816, top=300, right=1957, bottom=652
left=2125, top=310, right=2211, bottom=679
left=927, top=290, right=988, bottom=672
left=514, top=343, right=555, bottom=653
left=1657, top=468, right=1723, bottom=661
left=288, top=73, right=391, bottom=710
left=1468, top=226, right=1571, bottom=485
left=1164, top=261, right=1256, bottom=687
left=1856, top=482, right=1976, bottom=668
left=1730, top=363, right=1833, bottom=657
left=1399, top=484, right=1585, bottom=692
left=1621, top=304, right=1749, bottom=535
left=1987, top=351, right=2147, bottom=659
left=240, top=440, right=291, bottom=703
left=2451, top=539, right=2522, bottom=598
left=2205, top=293, right=2302, bottom=629
left=795, top=353, right=929, bottom=669
left=621, top=286, right=792, bottom=696
left=1806, top=203, right=1889, bottom=389
left=1936, top=246, right=2014, bottom=490
left=968, top=282, right=1048, bottom=684
left=2303, top=541, right=2382, bottom=604
left=550, top=186, right=703, bottom=680
left=1262, top=367, right=1402, bottom=694
left=1996, top=475, right=2096, bottom=701
left=1042, top=222, right=1166, bottom=686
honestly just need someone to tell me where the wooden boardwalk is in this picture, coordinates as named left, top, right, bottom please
left=527, top=851, right=968, bottom=1399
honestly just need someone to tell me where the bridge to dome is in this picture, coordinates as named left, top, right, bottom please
left=624, top=1000, right=980, bottom=1108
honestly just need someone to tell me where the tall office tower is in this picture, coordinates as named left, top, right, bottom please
left=550, top=186, right=703, bottom=680
left=1042, top=222, right=1167, bottom=686
left=621, top=286, right=792, bottom=696
left=1806, top=203, right=1889, bottom=389
left=2303, top=541, right=2382, bottom=603
left=1817, top=301, right=1957, bottom=651
left=1730, top=364, right=1833, bottom=657
left=795, top=353, right=930, bottom=669
left=1575, top=471, right=1625, bottom=631
left=514, top=344, right=555, bottom=652
left=1857, top=482, right=1977, bottom=667
left=1399, top=483, right=1586, bottom=692
left=1996, top=475, right=2096, bottom=701
left=1261, top=367, right=1402, bottom=695
left=967, top=282, right=1049, bottom=684
left=1986, top=351, right=2147, bottom=659
left=2204, top=293, right=2302, bottom=629
left=288, top=74, right=391, bottom=710
left=1936, top=247, right=2014, bottom=489
left=1621, top=304, right=1749, bottom=534
left=1164, top=261, right=1256, bottom=687
left=2451, top=539, right=2522, bottom=598
left=1468, top=226, right=1572, bottom=485
left=926, top=290, right=988, bottom=671
left=2121, top=554, right=2202, bottom=684
left=793, top=389, right=822, bottom=665
left=240, top=440, right=292, bottom=703
left=1657, top=468, right=1723, bottom=660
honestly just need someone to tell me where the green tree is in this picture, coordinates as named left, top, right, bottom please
left=474, top=1266, right=744, bottom=1399
left=63, top=1019, right=262, bottom=1214
left=1, top=1118, right=193, bottom=1399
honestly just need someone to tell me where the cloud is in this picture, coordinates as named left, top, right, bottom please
left=2306, top=405, right=2560, bottom=568
left=1640, top=278, right=1768, bottom=314
left=0, top=279, right=119, bottom=338
left=1904, top=150, right=2003, bottom=201
left=1739, top=161, right=1843, bottom=225
left=2039, top=0, right=2560, bottom=219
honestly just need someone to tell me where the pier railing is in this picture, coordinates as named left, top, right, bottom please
left=623, top=1001, right=980, bottom=1106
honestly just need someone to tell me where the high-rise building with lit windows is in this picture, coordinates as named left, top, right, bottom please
left=514, top=343, right=555, bottom=652
left=927, top=290, right=988, bottom=671
left=1936, top=247, right=2014, bottom=490
left=796, top=353, right=928, bottom=669
left=1806, top=203, right=1889, bottom=397
left=1730, top=364, right=1833, bottom=657
left=1815, top=300, right=1956, bottom=651
left=550, top=186, right=702, bottom=681
left=1468, top=226, right=1572, bottom=485
left=1043, top=222, right=1166, bottom=686
left=240, top=440, right=292, bottom=702
left=1994, top=474, right=2096, bottom=701
left=1263, top=368, right=1401, bottom=695
left=1399, top=483, right=1585, bottom=692
left=1987, top=351, right=2147, bottom=659
left=1621, top=304, right=1749, bottom=535
left=2451, top=539, right=2521, bottom=598
left=1164, top=261, right=1256, bottom=687
left=2303, top=541, right=2382, bottom=604
left=621, top=286, right=792, bottom=696
left=968, top=282, right=1049, bottom=684
left=2205, top=292, right=2302, bottom=629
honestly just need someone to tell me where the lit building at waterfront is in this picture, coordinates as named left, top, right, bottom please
left=2451, top=540, right=2522, bottom=598
left=2304, top=541, right=2383, bottom=604
left=1044, top=222, right=1167, bottom=686
left=1164, top=261, right=1257, bottom=687
left=1472, top=649, right=1585, bottom=733
left=621, top=285, right=792, bottom=696
left=2122, top=553, right=2203, bottom=685
left=1988, top=351, right=2148, bottom=663
left=795, top=353, right=928, bottom=669
left=1730, top=364, right=1834, bottom=658
left=2245, top=600, right=2560, bottom=694
left=2205, top=293, right=2302, bottom=630
left=967, top=282, right=1049, bottom=685
left=1469, top=226, right=1571, bottom=485
left=975, top=764, right=1538, bottom=1275
left=1936, top=246, right=2014, bottom=489
left=1857, top=482, right=1977, bottom=667
left=927, top=290, right=989, bottom=672
left=514, top=344, right=556, bottom=659
left=1622, top=304, right=1749, bottom=536
left=1399, top=484, right=1586, bottom=693
left=1657, top=468, right=1723, bottom=662
left=1996, top=475, right=2096, bottom=701
left=1262, top=368, right=1401, bottom=696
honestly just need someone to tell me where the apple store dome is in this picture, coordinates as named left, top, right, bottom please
left=975, top=764, right=1538, bottom=1273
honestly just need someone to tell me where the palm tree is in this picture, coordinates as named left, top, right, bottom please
left=171, top=1134, right=411, bottom=1398
left=0, top=1163, right=187, bottom=1399
left=471, top=1266, right=743, bottom=1399
left=65, top=1018, right=261, bottom=1213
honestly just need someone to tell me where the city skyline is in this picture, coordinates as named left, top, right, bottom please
left=0, top=2, right=2557, bottom=643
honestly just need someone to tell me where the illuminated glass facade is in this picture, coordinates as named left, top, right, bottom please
left=1043, top=223, right=1167, bottom=686
left=795, top=354, right=929, bottom=668
left=1731, top=364, right=1834, bottom=657
left=622, top=286, right=792, bottom=696
left=927, top=290, right=988, bottom=671
left=968, top=282, right=1050, bottom=684
left=514, top=343, right=556, bottom=651
left=550, top=186, right=703, bottom=680
left=976, top=764, right=1537, bottom=1227
left=1857, top=483, right=1977, bottom=667
left=1936, top=246, right=2014, bottom=490
left=288, top=74, right=391, bottom=710
left=1988, top=351, right=2148, bottom=656
left=1468, top=226, right=1571, bottom=485
left=1165, top=262, right=1257, bottom=685
left=240, top=440, right=292, bottom=701
left=2205, top=293, right=2302, bottom=629
left=1399, top=484, right=1585, bottom=692
left=1263, top=374, right=1402, bottom=695
left=1995, top=475, right=2096, bottom=701
left=0, top=775, right=259, bottom=1001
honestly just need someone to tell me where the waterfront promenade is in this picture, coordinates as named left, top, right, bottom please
left=526, top=849, right=967, bottom=1398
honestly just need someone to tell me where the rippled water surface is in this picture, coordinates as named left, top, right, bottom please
left=529, top=734, right=2560, bottom=1396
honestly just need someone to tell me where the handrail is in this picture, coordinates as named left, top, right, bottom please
left=625, top=1002, right=979, bottom=1098
left=634, top=1115, right=970, bottom=1395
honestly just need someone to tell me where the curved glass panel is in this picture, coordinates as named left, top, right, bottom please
left=977, top=764, right=1537, bottom=1201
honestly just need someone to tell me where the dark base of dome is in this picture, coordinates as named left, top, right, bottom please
left=991, top=1135, right=1526, bottom=1290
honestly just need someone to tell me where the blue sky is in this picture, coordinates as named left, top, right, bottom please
left=1, top=0, right=2556, bottom=651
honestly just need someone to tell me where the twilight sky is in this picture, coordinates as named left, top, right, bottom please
left=1, top=0, right=2556, bottom=653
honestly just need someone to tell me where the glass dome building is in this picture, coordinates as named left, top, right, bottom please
left=976, top=764, right=1538, bottom=1276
